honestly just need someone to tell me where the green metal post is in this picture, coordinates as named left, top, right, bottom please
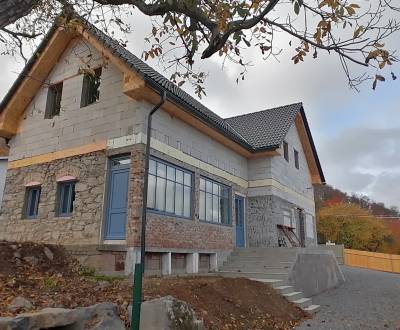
left=131, top=263, right=143, bottom=330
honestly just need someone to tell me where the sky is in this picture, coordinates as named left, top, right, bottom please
left=0, top=8, right=399, bottom=210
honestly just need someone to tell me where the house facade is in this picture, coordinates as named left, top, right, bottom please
left=0, top=19, right=325, bottom=275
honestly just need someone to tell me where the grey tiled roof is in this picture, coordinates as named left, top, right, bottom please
left=0, top=18, right=325, bottom=182
left=84, top=22, right=251, bottom=149
left=225, top=103, right=302, bottom=150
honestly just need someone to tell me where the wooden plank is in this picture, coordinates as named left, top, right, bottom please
left=8, top=141, right=107, bottom=169
left=294, top=113, right=322, bottom=184
left=0, top=28, right=75, bottom=137
left=344, top=248, right=400, bottom=274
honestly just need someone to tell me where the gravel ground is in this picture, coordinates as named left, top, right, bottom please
left=297, top=266, right=400, bottom=330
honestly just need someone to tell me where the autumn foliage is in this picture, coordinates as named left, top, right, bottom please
left=317, top=202, right=394, bottom=252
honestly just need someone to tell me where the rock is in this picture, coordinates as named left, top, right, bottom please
left=0, top=303, right=125, bottom=330
left=128, top=296, right=204, bottom=330
left=8, top=297, right=32, bottom=312
left=80, top=303, right=125, bottom=330
left=95, top=281, right=111, bottom=291
left=23, top=256, right=38, bottom=266
left=43, top=247, right=54, bottom=261
left=13, top=251, right=21, bottom=259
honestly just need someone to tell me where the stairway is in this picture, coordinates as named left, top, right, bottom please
left=218, top=247, right=319, bottom=313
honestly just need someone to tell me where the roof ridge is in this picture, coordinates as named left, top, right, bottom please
left=224, top=102, right=303, bottom=121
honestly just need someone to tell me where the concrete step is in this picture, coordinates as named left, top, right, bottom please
left=226, top=257, right=294, bottom=264
left=293, top=297, right=312, bottom=309
left=218, top=271, right=288, bottom=280
left=248, top=278, right=287, bottom=288
left=303, top=304, right=320, bottom=314
left=231, top=252, right=298, bottom=259
left=220, top=265, right=290, bottom=272
left=274, top=285, right=294, bottom=294
left=226, top=259, right=296, bottom=266
left=232, top=248, right=299, bottom=255
left=283, top=291, right=304, bottom=302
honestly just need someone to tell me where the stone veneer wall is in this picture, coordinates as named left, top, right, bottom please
left=0, top=151, right=107, bottom=245
left=247, top=195, right=316, bottom=248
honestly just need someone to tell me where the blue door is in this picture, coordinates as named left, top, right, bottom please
left=235, top=195, right=245, bottom=247
left=105, top=157, right=130, bottom=240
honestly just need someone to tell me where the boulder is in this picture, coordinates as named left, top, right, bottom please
left=43, top=247, right=54, bottom=261
left=128, top=296, right=204, bottom=330
left=0, top=303, right=125, bottom=330
left=8, top=297, right=32, bottom=313
left=22, top=256, right=38, bottom=266
left=78, top=303, right=125, bottom=330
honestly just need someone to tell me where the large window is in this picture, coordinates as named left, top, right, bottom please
left=24, top=186, right=41, bottom=219
left=147, top=158, right=192, bottom=218
left=45, top=82, right=63, bottom=119
left=199, top=177, right=231, bottom=224
left=57, top=181, right=76, bottom=217
left=80, top=67, right=102, bottom=107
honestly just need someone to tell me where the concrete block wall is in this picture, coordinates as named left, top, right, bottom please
left=10, top=37, right=248, bottom=183
left=9, top=39, right=146, bottom=162
left=269, top=124, right=314, bottom=202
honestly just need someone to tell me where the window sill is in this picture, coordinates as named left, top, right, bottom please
left=147, top=209, right=193, bottom=221
left=199, top=220, right=233, bottom=228
left=54, top=216, right=73, bottom=220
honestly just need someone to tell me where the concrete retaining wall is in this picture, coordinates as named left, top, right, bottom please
left=288, top=249, right=345, bottom=297
left=318, top=244, right=345, bottom=264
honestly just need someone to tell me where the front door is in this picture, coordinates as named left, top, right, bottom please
left=235, top=195, right=245, bottom=247
left=104, top=157, right=130, bottom=240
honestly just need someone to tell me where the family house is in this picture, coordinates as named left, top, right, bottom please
left=0, top=18, right=325, bottom=275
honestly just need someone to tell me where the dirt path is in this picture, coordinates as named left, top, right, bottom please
left=296, top=266, right=400, bottom=330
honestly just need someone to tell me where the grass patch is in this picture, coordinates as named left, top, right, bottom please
left=79, top=266, right=125, bottom=283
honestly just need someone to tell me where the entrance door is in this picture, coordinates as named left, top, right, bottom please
left=298, top=208, right=306, bottom=247
left=104, top=157, right=130, bottom=240
left=235, top=195, right=245, bottom=247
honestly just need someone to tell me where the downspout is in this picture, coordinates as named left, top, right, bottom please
left=132, top=89, right=166, bottom=330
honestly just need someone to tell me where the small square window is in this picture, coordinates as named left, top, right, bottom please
left=80, top=67, right=102, bottom=107
left=283, top=141, right=289, bottom=162
left=294, top=149, right=299, bottom=169
left=24, top=186, right=41, bottom=219
left=45, top=82, right=63, bottom=119
left=57, top=181, right=76, bottom=217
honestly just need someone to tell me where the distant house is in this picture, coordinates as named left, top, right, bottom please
left=0, top=18, right=325, bottom=275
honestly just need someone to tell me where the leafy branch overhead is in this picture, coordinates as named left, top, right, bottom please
left=0, top=0, right=399, bottom=97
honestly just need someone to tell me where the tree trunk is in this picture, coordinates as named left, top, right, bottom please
left=0, top=0, right=37, bottom=28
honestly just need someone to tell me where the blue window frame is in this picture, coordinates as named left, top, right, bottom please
left=147, top=158, right=193, bottom=218
left=199, top=177, right=231, bottom=224
left=57, top=181, right=76, bottom=217
left=24, top=186, right=41, bottom=219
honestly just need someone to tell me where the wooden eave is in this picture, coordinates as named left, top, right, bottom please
left=0, top=28, right=75, bottom=137
left=294, top=112, right=324, bottom=184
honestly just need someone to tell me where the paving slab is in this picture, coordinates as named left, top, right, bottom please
left=296, top=266, right=400, bottom=330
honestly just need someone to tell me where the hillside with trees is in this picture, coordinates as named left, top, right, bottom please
left=314, top=184, right=400, bottom=217
left=315, top=184, right=400, bottom=254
